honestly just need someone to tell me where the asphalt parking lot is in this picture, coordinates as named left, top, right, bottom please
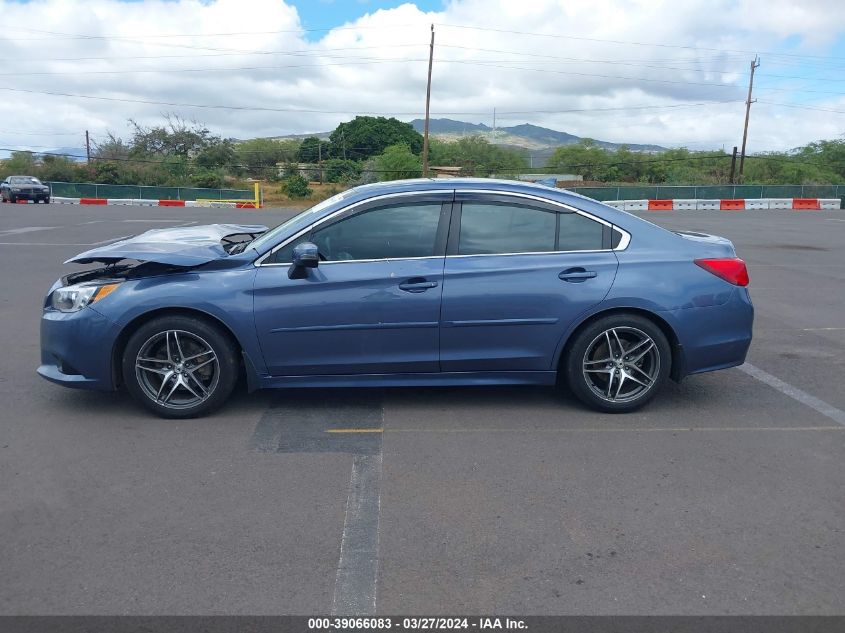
left=1, top=202, right=843, bottom=615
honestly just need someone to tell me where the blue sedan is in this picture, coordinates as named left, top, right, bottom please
left=38, top=178, right=753, bottom=417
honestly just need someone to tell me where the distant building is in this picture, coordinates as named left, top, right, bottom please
left=515, top=174, right=583, bottom=183
left=430, top=166, right=463, bottom=179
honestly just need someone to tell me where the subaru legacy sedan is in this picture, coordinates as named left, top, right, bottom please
left=38, top=179, right=753, bottom=418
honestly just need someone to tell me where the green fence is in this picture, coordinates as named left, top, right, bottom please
left=46, top=182, right=253, bottom=201
left=569, top=184, right=845, bottom=203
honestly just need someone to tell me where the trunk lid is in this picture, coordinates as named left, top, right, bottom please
left=674, top=230, right=737, bottom=257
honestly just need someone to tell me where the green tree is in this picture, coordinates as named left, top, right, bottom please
left=236, top=138, right=299, bottom=179
left=39, top=155, right=83, bottom=182
left=190, top=168, right=224, bottom=188
left=2, top=151, right=37, bottom=176
left=428, top=137, right=527, bottom=175
left=374, top=144, right=421, bottom=181
left=324, top=158, right=361, bottom=184
left=93, top=161, right=122, bottom=184
left=128, top=114, right=219, bottom=158
left=329, top=117, right=422, bottom=161
left=195, top=140, right=237, bottom=172
left=297, top=136, right=330, bottom=163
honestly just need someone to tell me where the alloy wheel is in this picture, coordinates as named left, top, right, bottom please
left=134, top=329, right=220, bottom=410
left=582, top=326, right=660, bottom=403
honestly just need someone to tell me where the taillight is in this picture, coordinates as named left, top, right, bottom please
left=694, top=258, right=749, bottom=287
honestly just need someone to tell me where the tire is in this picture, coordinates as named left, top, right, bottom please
left=8, top=195, right=15, bottom=204
left=564, top=313, right=671, bottom=413
left=121, top=315, right=239, bottom=419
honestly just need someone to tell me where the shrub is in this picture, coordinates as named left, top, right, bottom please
left=281, top=174, right=312, bottom=199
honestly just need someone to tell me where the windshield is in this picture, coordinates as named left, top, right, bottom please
left=247, top=191, right=352, bottom=253
left=11, top=177, right=42, bottom=185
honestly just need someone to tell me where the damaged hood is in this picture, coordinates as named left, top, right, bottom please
left=66, top=223, right=268, bottom=266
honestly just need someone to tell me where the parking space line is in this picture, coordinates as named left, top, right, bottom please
left=739, top=362, right=845, bottom=426
left=0, top=226, right=58, bottom=236
left=122, top=219, right=186, bottom=223
left=382, top=426, right=844, bottom=433
left=332, top=451, right=383, bottom=616
left=327, top=429, right=384, bottom=434
left=0, top=242, right=95, bottom=246
left=88, top=234, right=134, bottom=246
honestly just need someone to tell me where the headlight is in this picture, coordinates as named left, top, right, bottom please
left=11, top=187, right=21, bottom=192
left=50, top=283, right=121, bottom=313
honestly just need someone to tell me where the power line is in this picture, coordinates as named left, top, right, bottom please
left=436, top=23, right=845, bottom=63
left=0, top=86, right=744, bottom=117
left=0, top=57, right=433, bottom=77
left=0, top=43, right=425, bottom=63
left=757, top=100, right=845, bottom=115
left=5, top=23, right=424, bottom=41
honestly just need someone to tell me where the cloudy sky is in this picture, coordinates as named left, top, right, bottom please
left=1, top=0, right=844, bottom=155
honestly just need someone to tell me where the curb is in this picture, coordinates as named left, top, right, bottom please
left=604, top=198, right=841, bottom=211
left=47, top=197, right=260, bottom=208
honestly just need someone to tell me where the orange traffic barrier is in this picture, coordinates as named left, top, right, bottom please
left=158, top=199, right=185, bottom=207
left=792, top=198, right=820, bottom=210
left=720, top=199, right=745, bottom=211
left=647, top=199, right=674, bottom=211
left=80, top=198, right=108, bottom=205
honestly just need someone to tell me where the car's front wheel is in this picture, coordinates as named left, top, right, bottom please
left=121, top=315, right=239, bottom=418
left=564, top=314, right=671, bottom=413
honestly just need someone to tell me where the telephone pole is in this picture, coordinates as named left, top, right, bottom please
left=421, top=24, right=435, bottom=178
left=85, top=130, right=91, bottom=163
left=738, top=56, right=760, bottom=182
left=729, top=146, right=738, bottom=184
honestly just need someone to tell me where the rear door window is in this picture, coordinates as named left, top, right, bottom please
left=457, top=202, right=605, bottom=255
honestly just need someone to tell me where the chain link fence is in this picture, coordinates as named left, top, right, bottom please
left=46, top=182, right=253, bottom=201
left=569, top=184, right=845, bottom=204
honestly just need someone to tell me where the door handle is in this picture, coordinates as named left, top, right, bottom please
left=559, top=268, right=597, bottom=282
left=399, top=278, right=439, bottom=293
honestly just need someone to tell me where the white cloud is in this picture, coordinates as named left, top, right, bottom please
left=0, top=0, right=843, bottom=153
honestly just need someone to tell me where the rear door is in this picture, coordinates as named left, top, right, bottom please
left=440, top=192, right=619, bottom=372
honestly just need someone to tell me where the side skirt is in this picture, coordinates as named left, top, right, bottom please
left=259, top=371, right=557, bottom=390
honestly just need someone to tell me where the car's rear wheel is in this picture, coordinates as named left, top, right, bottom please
left=121, top=315, right=239, bottom=418
left=564, top=314, right=670, bottom=413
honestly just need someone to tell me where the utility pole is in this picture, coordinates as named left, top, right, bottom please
left=729, top=146, right=738, bottom=184
left=738, top=56, right=760, bottom=182
left=492, top=107, right=496, bottom=136
left=318, top=142, right=323, bottom=184
left=85, top=130, right=91, bottom=163
left=421, top=24, right=435, bottom=178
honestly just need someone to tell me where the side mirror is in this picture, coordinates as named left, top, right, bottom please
left=288, top=242, right=319, bottom=279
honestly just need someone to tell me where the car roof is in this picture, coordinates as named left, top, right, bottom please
left=343, top=177, right=617, bottom=217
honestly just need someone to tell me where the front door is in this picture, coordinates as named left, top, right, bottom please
left=254, top=194, right=452, bottom=376
left=440, top=193, right=619, bottom=372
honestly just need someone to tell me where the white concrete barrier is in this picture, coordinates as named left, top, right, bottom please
left=604, top=200, right=626, bottom=210
left=623, top=200, right=648, bottom=211
left=696, top=199, right=721, bottom=210
left=673, top=199, right=698, bottom=211
left=107, top=198, right=136, bottom=205
left=51, top=197, right=81, bottom=204
left=767, top=198, right=792, bottom=209
left=820, top=198, right=842, bottom=210
left=745, top=199, right=770, bottom=210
